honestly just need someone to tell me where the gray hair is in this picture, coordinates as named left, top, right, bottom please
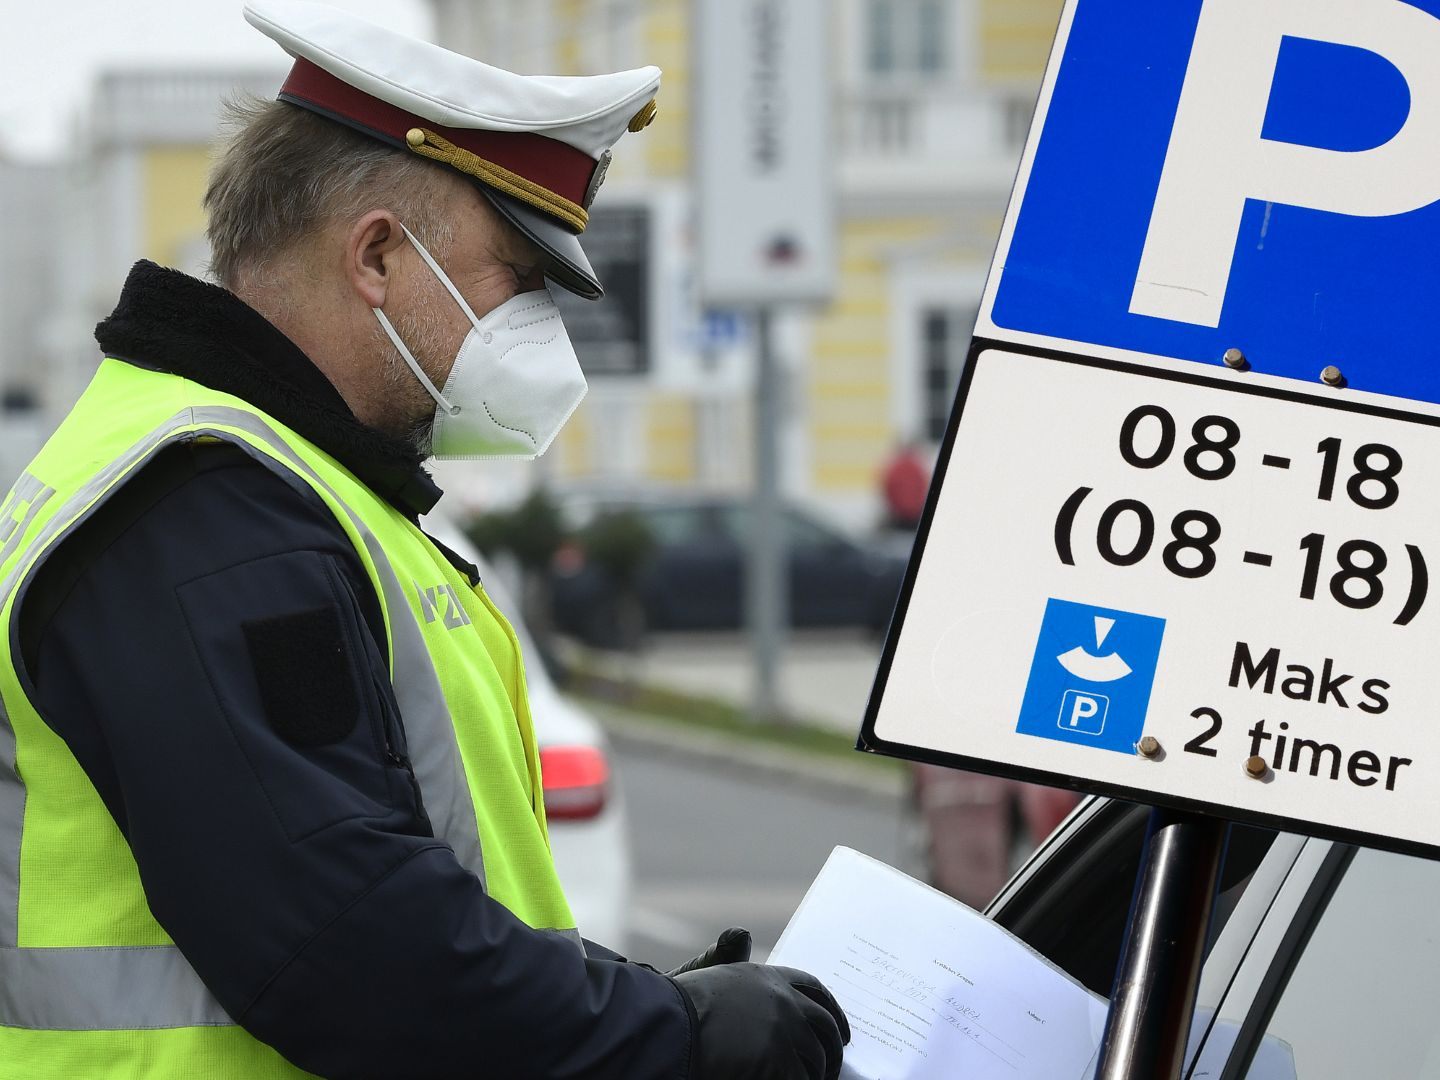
left=204, top=96, right=456, bottom=288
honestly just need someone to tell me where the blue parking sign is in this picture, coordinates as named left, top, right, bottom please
left=1017, top=600, right=1167, bottom=755
left=986, top=0, right=1440, bottom=405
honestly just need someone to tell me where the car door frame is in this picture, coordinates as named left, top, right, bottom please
left=985, top=797, right=1354, bottom=1079
left=1202, top=838, right=1356, bottom=1080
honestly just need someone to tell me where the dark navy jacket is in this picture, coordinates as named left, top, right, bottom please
left=17, top=262, right=693, bottom=1079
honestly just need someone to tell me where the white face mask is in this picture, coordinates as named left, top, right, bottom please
left=372, top=224, right=588, bottom=460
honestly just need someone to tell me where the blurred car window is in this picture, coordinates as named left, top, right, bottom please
left=637, top=504, right=727, bottom=545
left=715, top=504, right=750, bottom=541
left=783, top=510, right=849, bottom=552
left=1238, top=846, right=1440, bottom=1078
left=550, top=492, right=906, bottom=643
left=714, top=503, right=850, bottom=551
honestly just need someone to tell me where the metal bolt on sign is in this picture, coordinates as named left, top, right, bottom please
left=1137, top=736, right=1163, bottom=758
left=1320, top=365, right=1345, bottom=386
left=1244, top=755, right=1269, bottom=779
left=1221, top=348, right=1248, bottom=370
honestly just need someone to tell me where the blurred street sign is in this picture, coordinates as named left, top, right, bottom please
left=693, top=0, right=836, bottom=719
left=697, top=310, right=749, bottom=352
left=694, top=0, right=836, bottom=307
left=862, top=0, right=1440, bottom=861
left=553, top=204, right=651, bottom=376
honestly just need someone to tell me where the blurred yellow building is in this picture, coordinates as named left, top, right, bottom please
left=36, top=0, right=1063, bottom=530
left=431, top=0, right=1063, bottom=529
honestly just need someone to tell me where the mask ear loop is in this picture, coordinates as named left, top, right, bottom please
left=373, top=307, right=460, bottom=416
left=398, top=223, right=488, bottom=327
left=371, top=223, right=482, bottom=417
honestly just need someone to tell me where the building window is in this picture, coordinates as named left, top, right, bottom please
left=917, top=0, right=946, bottom=73
left=866, top=0, right=949, bottom=77
left=867, top=0, right=897, bottom=72
left=921, top=306, right=975, bottom=442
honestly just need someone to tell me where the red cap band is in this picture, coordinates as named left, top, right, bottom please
left=278, top=58, right=599, bottom=210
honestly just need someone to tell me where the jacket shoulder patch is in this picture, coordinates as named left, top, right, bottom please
left=243, top=607, right=359, bottom=747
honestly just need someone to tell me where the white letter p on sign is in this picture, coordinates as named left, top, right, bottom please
left=1130, top=0, right=1440, bottom=328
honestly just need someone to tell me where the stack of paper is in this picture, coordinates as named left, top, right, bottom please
left=769, top=847, right=1109, bottom=1080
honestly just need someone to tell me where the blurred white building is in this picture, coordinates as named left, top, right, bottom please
left=0, top=159, right=64, bottom=482
left=44, top=67, right=284, bottom=421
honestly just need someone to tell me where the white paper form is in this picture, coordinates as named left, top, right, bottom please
left=769, top=847, right=1108, bottom=1080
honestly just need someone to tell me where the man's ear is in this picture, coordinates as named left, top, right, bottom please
left=345, top=210, right=407, bottom=309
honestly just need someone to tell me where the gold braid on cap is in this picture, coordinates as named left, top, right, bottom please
left=628, top=99, right=657, bottom=132
left=405, top=127, right=589, bottom=233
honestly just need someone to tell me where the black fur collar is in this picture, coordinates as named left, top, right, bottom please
left=95, top=261, right=441, bottom=517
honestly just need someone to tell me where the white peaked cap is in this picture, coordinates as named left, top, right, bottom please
left=242, top=0, right=663, bottom=299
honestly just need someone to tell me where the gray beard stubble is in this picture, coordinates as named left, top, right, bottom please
left=375, top=301, right=457, bottom=458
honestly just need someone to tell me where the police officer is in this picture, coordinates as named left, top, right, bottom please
left=0, top=2, right=850, bottom=1077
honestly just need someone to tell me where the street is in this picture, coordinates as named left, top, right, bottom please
left=615, top=736, right=924, bottom=971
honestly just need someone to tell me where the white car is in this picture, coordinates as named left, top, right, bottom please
left=424, top=515, right=633, bottom=951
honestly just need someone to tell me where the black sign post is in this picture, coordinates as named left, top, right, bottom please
left=1092, top=808, right=1228, bottom=1080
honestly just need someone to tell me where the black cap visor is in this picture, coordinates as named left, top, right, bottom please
left=476, top=186, right=603, bottom=301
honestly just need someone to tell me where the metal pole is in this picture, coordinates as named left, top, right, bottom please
left=748, top=306, right=787, bottom=721
left=1093, top=807, right=1229, bottom=1080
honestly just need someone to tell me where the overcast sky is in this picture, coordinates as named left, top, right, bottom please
left=0, top=0, right=432, bottom=161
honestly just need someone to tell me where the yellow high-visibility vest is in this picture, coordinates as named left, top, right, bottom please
left=0, top=358, right=575, bottom=1078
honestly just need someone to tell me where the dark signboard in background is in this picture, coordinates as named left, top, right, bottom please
left=553, top=204, right=651, bottom=377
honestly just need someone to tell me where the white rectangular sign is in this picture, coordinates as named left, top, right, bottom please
left=863, top=346, right=1440, bottom=856
left=693, top=0, right=835, bottom=306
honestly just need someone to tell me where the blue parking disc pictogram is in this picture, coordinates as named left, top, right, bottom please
left=1017, top=599, right=1167, bottom=754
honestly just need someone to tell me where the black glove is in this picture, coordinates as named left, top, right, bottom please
left=673, top=963, right=851, bottom=1080
left=666, top=926, right=753, bottom=976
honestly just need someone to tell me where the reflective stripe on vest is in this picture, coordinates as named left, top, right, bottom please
left=0, top=399, right=578, bottom=1034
